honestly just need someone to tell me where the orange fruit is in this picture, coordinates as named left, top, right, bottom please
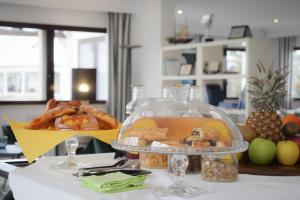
left=282, top=114, right=300, bottom=127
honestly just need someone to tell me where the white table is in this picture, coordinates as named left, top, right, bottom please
left=9, top=153, right=300, bottom=200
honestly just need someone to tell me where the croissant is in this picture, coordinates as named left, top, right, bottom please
left=25, top=106, right=78, bottom=130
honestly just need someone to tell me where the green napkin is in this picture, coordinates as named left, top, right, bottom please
left=80, top=172, right=147, bottom=193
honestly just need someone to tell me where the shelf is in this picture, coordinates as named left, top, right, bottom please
left=219, top=108, right=246, bottom=115
left=162, top=75, right=197, bottom=81
left=161, top=38, right=249, bottom=52
left=201, top=74, right=246, bottom=80
left=161, top=43, right=199, bottom=51
left=161, top=38, right=274, bottom=118
left=200, top=38, right=249, bottom=48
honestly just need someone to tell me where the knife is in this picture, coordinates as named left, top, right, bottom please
left=74, top=169, right=151, bottom=177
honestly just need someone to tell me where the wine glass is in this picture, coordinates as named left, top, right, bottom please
left=52, top=136, right=81, bottom=171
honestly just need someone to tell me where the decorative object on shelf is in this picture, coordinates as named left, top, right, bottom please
left=166, top=9, right=193, bottom=44
left=204, top=61, right=222, bottom=74
left=246, top=62, right=288, bottom=143
left=176, top=9, right=188, bottom=39
left=201, top=14, right=214, bottom=42
left=181, top=80, right=196, bottom=86
left=178, top=64, right=193, bottom=75
left=182, top=53, right=196, bottom=65
left=167, top=37, right=193, bottom=44
left=228, top=25, right=252, bottom=39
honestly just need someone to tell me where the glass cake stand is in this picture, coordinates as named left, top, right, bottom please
left=112, top=142, right=248, bottom=198
left=112, top=99, right=249, bottom=198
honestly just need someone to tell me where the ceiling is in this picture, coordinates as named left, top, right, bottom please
left=174, top=0, right=300, bottom=38
left=0, top=0, right=299, bottom=38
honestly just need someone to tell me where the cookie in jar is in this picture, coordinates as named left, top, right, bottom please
left=201, top=154, right=238, bottom=182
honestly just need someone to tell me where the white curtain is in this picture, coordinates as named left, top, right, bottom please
left=278, top=37, right=296, bottom=109
left=107, top=12, right=132, bottom=122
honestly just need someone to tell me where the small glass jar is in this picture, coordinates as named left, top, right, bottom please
left=201, top=154, right=238, bottom=182
left=139, top=153, right=168, bottom=169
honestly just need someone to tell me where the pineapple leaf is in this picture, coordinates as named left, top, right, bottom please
left=248, top=61, right=289, bottom=111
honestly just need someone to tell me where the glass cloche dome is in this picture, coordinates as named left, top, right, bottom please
left=112, top=99, right=248, bottom=155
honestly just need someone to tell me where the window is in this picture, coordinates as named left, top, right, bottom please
left=292, top=48, right=300, bottom=99
left=224, top=48, right=246, bottom=98
left=54, top=30, right=108, bottom=101
left=0, top=22, right=107, bottom=103
left=0, top=27, right=46, bottom=101
left=225, top=50, right=246, bottom=74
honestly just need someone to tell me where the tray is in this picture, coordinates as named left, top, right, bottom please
left=239, top=162, right=300, bottom=176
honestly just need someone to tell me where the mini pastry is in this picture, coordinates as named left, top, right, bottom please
left=25, top=106, right=78, bottom=130
left=79, top=105, right=118, bottom=130
left=159, top=140, right=181, bottom=146
left=125, top=128, right=169, bottom=141
left=122, top=136, right=149, bottom=146
left=55, top=114, right=99, bottom=131
left=184, top=127, right=229, bottom=149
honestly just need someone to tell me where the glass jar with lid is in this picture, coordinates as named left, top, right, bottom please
left=201, top=154, right=238, bottom=182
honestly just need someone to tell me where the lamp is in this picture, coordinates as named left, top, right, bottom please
left=72, top=68, right=96, bottom=101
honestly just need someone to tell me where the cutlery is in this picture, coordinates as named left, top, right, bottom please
left=79, top=159, right=140, bottom=172
left=79, top=159, right=128, bottom=171
left=79, top=169, right=152, bottom=176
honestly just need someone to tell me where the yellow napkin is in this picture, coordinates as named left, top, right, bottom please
left=8, top=120, right=119, bottom=163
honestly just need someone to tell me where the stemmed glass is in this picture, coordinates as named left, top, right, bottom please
left=154, top=154, right=203, bottom=198
left=52, top=136, right=81, bottom=171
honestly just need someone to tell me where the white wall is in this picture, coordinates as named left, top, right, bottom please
left=0, top=3, right=107, bottom=28
left=131, top=0, right=162, bottom=98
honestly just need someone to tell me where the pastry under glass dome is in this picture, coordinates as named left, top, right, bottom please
left=112, top=99, right=248, bottom=197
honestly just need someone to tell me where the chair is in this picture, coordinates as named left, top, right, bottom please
left=92, top=139, right=115, bottom=153
left=1, top=126, right=16, bottom=144
left=76, top=139, right=115, bottom=154
left=206, top=84, right=225, bottom=106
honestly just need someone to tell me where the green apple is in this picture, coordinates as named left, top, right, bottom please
left=248, top=138, right=276, bottom=165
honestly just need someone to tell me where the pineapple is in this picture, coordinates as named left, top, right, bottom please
left=246, top=62, right=288, bottom=143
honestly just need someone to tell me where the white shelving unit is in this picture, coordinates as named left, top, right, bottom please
left=162, top=75, right=197, bottom=81
left=160, top=38, right=273, bottom=121
left=201, top=74, right=246, bottom=80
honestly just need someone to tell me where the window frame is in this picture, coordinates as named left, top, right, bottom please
left=0, top=21, right=107, bottom=104
left=292, top=47, right=300, bottom=101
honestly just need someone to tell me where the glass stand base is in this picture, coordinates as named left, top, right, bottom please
left=154, top=181, right=205, bottom=198
left=51, top=159, right=82, bottom=171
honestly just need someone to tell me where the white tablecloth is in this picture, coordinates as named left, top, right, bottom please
left=9, top=153, right=300, bottom=200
